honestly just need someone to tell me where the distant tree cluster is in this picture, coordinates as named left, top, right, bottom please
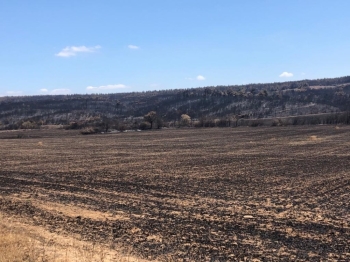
left=1, top=76, right=350, bottom=130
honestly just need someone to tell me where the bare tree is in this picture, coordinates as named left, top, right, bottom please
left=144, top=111, right=157, bottom=129
left=181, top=114, right=191, bottom=127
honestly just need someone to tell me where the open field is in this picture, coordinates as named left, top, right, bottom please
left=0, top=126, right=350, bottom=261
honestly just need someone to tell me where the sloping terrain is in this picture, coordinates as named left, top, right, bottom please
left=0, top=126, right=349, bottom=261
left=1, top=76, right=350, bottom=129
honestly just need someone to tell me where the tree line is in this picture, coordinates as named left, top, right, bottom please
left=1, top=75, right=350, bottom=130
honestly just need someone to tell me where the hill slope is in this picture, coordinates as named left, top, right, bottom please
left=1, top=76, right=350, bottom=130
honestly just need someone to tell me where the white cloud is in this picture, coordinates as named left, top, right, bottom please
left=128, top=45, right=140, bottom=49
left=37, top=88, right=70, bottom=95
left=186, top=75, right=206, bottom=81
left=51, top=89, right=71, bottom=95
left=279, top=72, right=293, bottom=78
left=56, top=45, right=101, bottom=57
left=6, top=91, right=23, bottom=96
left=86, top=84, right=127, bottom=92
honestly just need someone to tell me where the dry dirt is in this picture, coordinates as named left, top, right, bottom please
left=0, top=126, right=349, bottom=261
left=0, top=212, right=143, bottom=262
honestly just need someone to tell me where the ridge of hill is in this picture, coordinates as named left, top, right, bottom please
left=1, top=76, right=350, bottom=130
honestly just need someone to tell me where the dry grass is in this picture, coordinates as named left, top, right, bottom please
left=309, top=135, right=318, bottom=141
left=0, top=224, right=41, bottom=262
left=0, top=214, right=146, bottom=262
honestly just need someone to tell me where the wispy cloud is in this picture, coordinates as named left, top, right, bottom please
left=128, top=45, right=140, bottom=50
left=186, top=75, right=206, bottom=81
left=5, top=91, right=23, bottom=96
left=56, top=45, right=101, bottom=57
left=38, top=88, right=70, bottom=95
left=86, top=84, right=127, bottom=92
left=51, top=89, right=71, bottom=95
left=279, top=72, right=293, bottom=78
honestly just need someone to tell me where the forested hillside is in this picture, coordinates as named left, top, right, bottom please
left=1, top=76, right=350, bottom=130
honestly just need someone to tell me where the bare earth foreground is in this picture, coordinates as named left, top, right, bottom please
left=0, top=126, right=349, bottom=261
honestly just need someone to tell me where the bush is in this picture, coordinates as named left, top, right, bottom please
left=156, top=118, right=164, bottom=129
left=139, top=121, right=151, bottom=130
left=216, top=119, right=230, bottom=127
left=194, top=119, right=216, bottom=128
left=271, top=120, right=279, bottom=126
left=16, top=134, right=24, bottom=139
left=118, top=124, right=127, bottom=132
left=180, top=114, right=191, bottom=127
left=65, top=121, right=83, bottom=130
left=203, top=119, right=216, bottom=127
left=249, top=121, right=261, bottom=127
left=21, top=121, right=39, bottom=129
left=80, top=127, right=98, bottom=135
left=193, top=121, right=202, bottom=128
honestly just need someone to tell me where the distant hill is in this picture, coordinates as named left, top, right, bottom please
left=1, top=76, right=350, bottom=130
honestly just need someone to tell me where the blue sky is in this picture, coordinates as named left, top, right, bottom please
left=1, top=0, right=350, bottom=96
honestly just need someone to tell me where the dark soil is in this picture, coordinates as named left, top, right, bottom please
left=0, top=126, right=349, bottom=261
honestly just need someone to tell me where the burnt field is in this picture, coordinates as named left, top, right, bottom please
left=0, top=126, right=349, bottom=261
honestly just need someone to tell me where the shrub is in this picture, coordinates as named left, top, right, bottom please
left=65, top=121, right=83, bottom=130
left=193, top=121, right=202, bottom=128
left=118, top=124, right=127, bottom=132
left=249, top=120, right=265, bottom=127
left=271, top=120, right=278, bottom=126
left=180, top=114, right=191, bottom=127
left=144, top=111, right=158, bottom=129
left=16, top=133, right=24, bottom=139
left=139, top=121, right=151, bottom=130
left=80, top=127, right=98, bottom=135
left=21, top=121, right=38, bottom=129
left=203, top=119, right=216, bottom=127
left=216, top=119, right=229, bottom=127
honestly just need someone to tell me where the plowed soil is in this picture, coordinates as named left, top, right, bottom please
left=0, top=126, right=349, bottom=261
